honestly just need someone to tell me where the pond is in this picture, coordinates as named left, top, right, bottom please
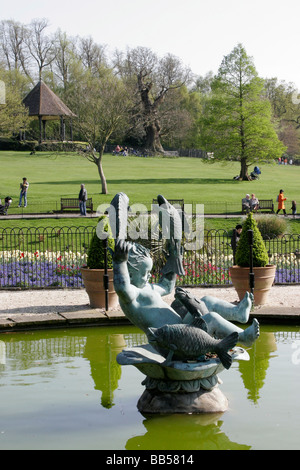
left=0, top=324, right=299, bottom=450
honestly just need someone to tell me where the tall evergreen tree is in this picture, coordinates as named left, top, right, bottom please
left=199, top=44, right=286, bottom=180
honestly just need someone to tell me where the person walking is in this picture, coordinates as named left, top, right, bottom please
left=291, top=200, right=297, bottom=218
left=78, top=184, right=87, bottom=216
left=276, top=189, right=287, bottom=215
left=18, top=177, right=29, bottom=207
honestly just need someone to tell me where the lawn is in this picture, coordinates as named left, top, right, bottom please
left=1, top=150, right=300, bottom=216
left=1, top=150, right=299, bottom=288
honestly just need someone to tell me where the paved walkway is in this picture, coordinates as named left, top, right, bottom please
left=1, top=211, right=298, bottom=220
left=0, top=287, right=299, bottom=333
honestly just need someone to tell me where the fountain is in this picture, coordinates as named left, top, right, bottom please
left=106, top=193, right=260, bottom=414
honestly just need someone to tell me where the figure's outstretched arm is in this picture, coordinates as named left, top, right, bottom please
left=154, top=271, right=177, bottom=296
left=113, top=239, right=137, bottom=304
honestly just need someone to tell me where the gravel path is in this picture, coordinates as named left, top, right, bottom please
left=0, top=285, right=298, bottom=315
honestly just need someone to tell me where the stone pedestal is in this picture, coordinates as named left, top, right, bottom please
left=137, top=386, right=228, bottom=414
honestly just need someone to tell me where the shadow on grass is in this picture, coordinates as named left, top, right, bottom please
left=34, top=177, right=234, bottom=185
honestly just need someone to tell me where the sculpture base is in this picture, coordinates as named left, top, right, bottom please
left=137, top=386, right=229, bottom=414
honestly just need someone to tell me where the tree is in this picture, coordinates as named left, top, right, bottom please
left=114, top=47, right=191, bottom=153
left=78, top=36, right=107, bottom=76
left=50, top=30, right=78, bottom=93
left=199, top=44, right=286, bottom=179
left=160, top=86, right=201, bottom=149
left=0, top=70, right=32, bottom=136
left=70, top=70, right=131, bottom=194
left=26, top=18, right=55, bottom=81
left=0, top=20, right=32, bottom=82
left=279, top=124, right=300, bottom=156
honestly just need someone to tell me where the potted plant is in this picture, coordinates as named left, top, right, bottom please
left=81, top=216, right=119, bottom=309
left=229, top=213, right=276, bottom=305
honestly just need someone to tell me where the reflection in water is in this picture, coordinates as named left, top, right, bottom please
left=1, top=325, right=300, bottom=450
left=1, top=328, right=146, bottom=410
left=83, top=332, right=126, bottom=408
left=82, top=330, right=147, bottom=408
left=126, top=413, right=251, bottom=450
left=238, top=331, right=277, bottom=404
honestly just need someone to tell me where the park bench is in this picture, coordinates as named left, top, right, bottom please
left=242, top=199, right=274, bottom=214
left=60, top=197, right=94, bottom=213
left=152, top=198, right=184, bottom=211
left=258, top=199, right=274, bottom=213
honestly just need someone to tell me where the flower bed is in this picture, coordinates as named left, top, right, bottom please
left=0, top=250, right=87, bottom=288
left=0, top=248, right=299, bottom=289
left=151, top=253, right=233, bottom=286
left=270, top=253, right=300, bottom=284
left=177, top=257, right=232, bottom=286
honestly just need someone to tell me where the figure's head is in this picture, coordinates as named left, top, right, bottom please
left=246, top=194, right=250, bottom=199
left=235, top=224, right=242, bottom=235
left=127, top=243, right=153, bottom=288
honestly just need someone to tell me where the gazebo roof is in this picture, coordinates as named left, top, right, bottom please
left=23, top=81, right=76, bottom=119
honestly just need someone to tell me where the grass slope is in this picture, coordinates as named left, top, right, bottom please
left=0, top=150, right=299, bottom=212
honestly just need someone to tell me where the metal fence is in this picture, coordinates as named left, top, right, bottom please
left=3, top=200, right=244, bottom=216
left=0, top=227, right=299, bottom=289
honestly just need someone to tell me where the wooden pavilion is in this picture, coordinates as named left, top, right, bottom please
left=23, top=81, right=76, bottom=143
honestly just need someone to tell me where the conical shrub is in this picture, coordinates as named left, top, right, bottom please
left=87, top=216, right=114, bottom=269
left=235, top=213, right=269, bottom=267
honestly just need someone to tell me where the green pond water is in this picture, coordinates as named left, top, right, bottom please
left=0, top=324, right=299, bottom=450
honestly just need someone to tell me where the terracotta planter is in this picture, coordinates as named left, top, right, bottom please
left=229, top=265, right=276, bottom=305
left=81, top=267, right=119, bottom=309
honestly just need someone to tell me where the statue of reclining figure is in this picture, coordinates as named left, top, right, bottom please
left=113, top=239, right=259, bottom=348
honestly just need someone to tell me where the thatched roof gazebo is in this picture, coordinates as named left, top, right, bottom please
left=23, top=81, right=76, bottom=143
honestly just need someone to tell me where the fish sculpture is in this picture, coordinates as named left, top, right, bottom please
left=174, top=286, right=209, bottom=317
left=148, top=322, right=238, bottom=370
left=108, top=192, right=130, bottom=239
left=156, top=195, right=185, bottom=276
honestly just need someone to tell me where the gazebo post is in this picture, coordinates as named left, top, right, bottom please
left=70, top=119, right=73, bottom=142
left=60, top=116, right=66, bottom=141
left=43, top=120, right=46, bottom=140
left=39, top=116, right=42, bottom=144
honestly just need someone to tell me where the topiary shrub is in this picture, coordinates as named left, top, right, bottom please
left=235, top=213, right=269, bottom=267
left=87, top=216, right=114, bottom=269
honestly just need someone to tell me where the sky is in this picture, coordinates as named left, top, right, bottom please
left=2, top=0, right=300, bottom=89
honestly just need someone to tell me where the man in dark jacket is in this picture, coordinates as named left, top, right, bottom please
left=79, top=184, right=87, bottom=216
left=231, top=224, right=242, bottom=264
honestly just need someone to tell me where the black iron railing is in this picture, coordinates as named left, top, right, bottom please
left=0, top=227, right=299, bottom=289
